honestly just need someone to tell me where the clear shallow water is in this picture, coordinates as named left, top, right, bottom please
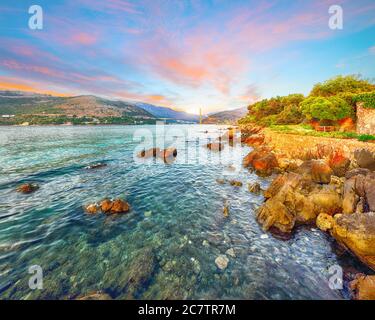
left=0, top=125, right=361, bottom=300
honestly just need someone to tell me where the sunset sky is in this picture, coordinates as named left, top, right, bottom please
left=0, top=0, right=374, bottom=114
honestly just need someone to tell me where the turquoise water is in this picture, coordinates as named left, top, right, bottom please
left=0, top=125, right=361, bottom=299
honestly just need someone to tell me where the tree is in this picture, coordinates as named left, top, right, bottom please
left=300, top=96, right=353, bottom=123
left=310, top=75, right=375, bottom=97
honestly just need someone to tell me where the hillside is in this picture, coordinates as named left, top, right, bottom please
left=0, top=91, right=154, bottom=119
left=135, top=102, right=199, bottom=122
left=202, top=107, right=248, bottom=124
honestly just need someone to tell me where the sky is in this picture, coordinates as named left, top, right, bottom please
left=0, top=0, right=374, bottom=114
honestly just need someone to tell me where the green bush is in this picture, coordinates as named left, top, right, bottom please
left=310, top=75, right=375, bottom=97
left=300, top=96, right=353, bottom=122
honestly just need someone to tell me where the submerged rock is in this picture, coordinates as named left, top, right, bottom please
left=350, top=274, right=375, bottom=300
left=84, top=203, right=100, bottom=215
left=226, top=248, right=236, bottom=258
left=16, top=183, right=39, bottom=194
left=248, top=182, right=261, bottom=194
left=77, top=292, right=112, bottom=300
left=229, top=180, right=243, bottom=187
left=84, top=163, right=107, bottom=170
left=223, top=203, right=230, bottom=218
left=215, top=255, right=229, bottom=270
left=207, top=142, right=224, bottom=152
left=216, top=178, right=226, bottom=184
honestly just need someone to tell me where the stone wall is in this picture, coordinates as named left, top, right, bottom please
left=357, top=103, right=375, bottom=135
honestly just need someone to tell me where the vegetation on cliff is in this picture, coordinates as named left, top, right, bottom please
left=239, top=75, right=375, bottom=127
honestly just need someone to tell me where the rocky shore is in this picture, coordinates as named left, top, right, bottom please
left=240, top=123, right=375, bottom=300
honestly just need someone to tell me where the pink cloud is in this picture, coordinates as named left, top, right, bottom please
left=70, top=32, right=97, bottom=45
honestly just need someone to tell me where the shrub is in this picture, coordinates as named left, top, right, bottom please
left=310, top=75, right=375, bottom=97
left=300, top=96, right=353, bottom=122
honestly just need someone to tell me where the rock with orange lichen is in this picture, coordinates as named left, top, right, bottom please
left=85, top=198, right=130, bottom=215
left=243, top=147, right=278, bottom=176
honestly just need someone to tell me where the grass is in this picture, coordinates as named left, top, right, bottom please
left=268, top=124, right=375, bottom=142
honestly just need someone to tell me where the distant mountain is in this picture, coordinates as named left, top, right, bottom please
left=0, top=90, right=201, bottom=124
left=0, top=91, right=155, bottom=119
left=202, top=107, right=248, bottom=124
left=135, top=102, right=199, bottom=122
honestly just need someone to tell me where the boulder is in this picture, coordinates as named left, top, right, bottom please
left=158, top=147, right=178, bottom=163
left=85, top=163, right=107, bottom=170
left=354, top=149, right=375, bottom=171
left=350, top=274, right=375, bottom=300
left=257, top=198, right=295, bottom=233
left=16, top=183, right=39, bottom=194
left=207, top=143, right=224, bottom=151
left=100, top=198, right=130, bottom=215
left=257, top=172, right=342, bottom=233
left=342, top=170, right=375, bottom=213
left=137, top=148, right=161, bottom=159
left=100, top=199, right=113, bottom=213
left=331, top=212, right=375, bottom=271
left=328, top=151, right=351, bottom=177
left=297, top=160, right=333, bottom=184
left=243, top=147, right=278, bottom=176
left=110, top=199, right=130, bottom=214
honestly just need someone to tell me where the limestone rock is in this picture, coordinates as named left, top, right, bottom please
left=215, top=255, right=229, bottom=270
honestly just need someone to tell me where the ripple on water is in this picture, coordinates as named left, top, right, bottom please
left=0, top=125, right=357, bottom=299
